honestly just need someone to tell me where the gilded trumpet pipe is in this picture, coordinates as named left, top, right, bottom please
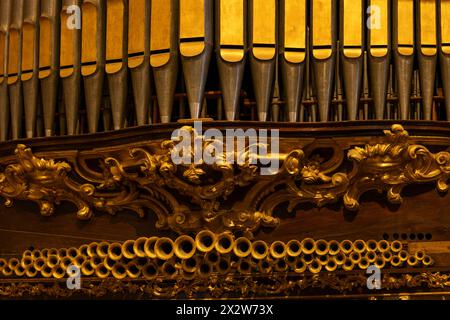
left=2, top=265, right=13, bottom=276
left=358, top=256, right=370, bottom=270
left=215, top=232, right=235, bottom=255
left=325, top=259, right=338, bottom=272
left=79, top=245, right=89, bottom=257
left=328, top=240, right=340, bottom=256
left=182, top=256, right=200, bottom=273
left=416, top=0, right=437, bottom=120
left=407, top=255, right=419, bottom=267
left=151, top=0, right=179, bottom=123
left=349, top=252, right=362, bottom=265
left=0, top=0, right=11, bottom=141
left=258, top=258, right=274, bottom=274
left=333, top=252, right=346, bottom=266
left=197, top=261, right=213, bottom=278
left=95, top=262, right=110, bottom=279
left=144, top=237, right=158, bottom=259
left=41, top=248, right=50, bottom=257
left=339, top=240, right=353, bottom=254
left=31, top=250, right=43, bottom=260
left=301, top=253, right=314, bottom=265
left=285, top=255, right=297, bottom=268
left=273, top=259, right=288, bottom=273
left=57, top=248, right=67, bottom=258
left=269, top=241, right=287, bottom=259
left=315, top=239, right=329, bottom=256
left=393, top=0, right=414, bottom=120
left=22, top=250, right=33, bottom=258
left=60, top=256, right=73, bottom=270
left=108, top=242, right=123, bottom=261
left=251, top=240, right=269, bottom=260
left=155, top=237, right=175, bottom=260
left=217, top=256, right=232, bottom=274
left=205, top=251, right=220, bottom=266
left=82, top=0, right=105, bottom=133
left=374, top=255, right=385, bottom=269
left=0, top=258, right=6, bottom=271
left=182, top=270, right=197, bottom=280
left=342, top=258, right=354, bottom=271
left=88, top=256, right=102, bottom=269
left=41, top=264, right=53, bottom=278
left=174, top=235, right=196, bottom=259
left=52, top=265, right=66, bottom=279
left=366, top=240, right=378, bottom=252
left=317, top=254, right=329, bottom=266
left=142, top=261, right=158, bottom=280
left=301, top=238, right=316, bottom=255
left=179, top=0, right=213, bottom=119
left=22, top=0, right=39, bottom=138
left=8, top=258, right=20, bottom=269
left=67, top=247, right=79, bottom=260
left=25, top=265, right=38, bottom=278
left=414, top=250, right=426, bottom=261
left=104, top=256, right=116, bottom=271
left=73, top=254, right=86, bottom=268
left=286, top=239, right=302, bottom=257
left=14, top=264, right=26, bottom=277
left=96, top=242, right=109, bottom=258
left=382, top=251, right=393, bottom=263
left=86, top=242, right=98, bottom=258
left=365, top=251, right=377, bottom=264
left=111, top=262, right=127, bottom=279
left=377, top=240, right=390, bottom=253
left=7, top=0, right=24, bottom=140
left=307, top=258, right=322, bottom=274
left=133, top=237, right=147, bottom=258
left=39, top=0, right=60, bottom=136
left=195, top=230, right=217, bottom=253
left=391, top=255, right=402, bottom=267
left=160, top=260, right=177, bottom=279
left=439, top=0, right=450, bottom=121
left=353, top=240, right=367, bottom=253
left=390, top=240, right=403, bottom=253
left=34, top=257, right=46, bottom=271
left=122, top=240, right=136, bottom=259
left=81, top=259, right=95, bottom=276
left=294, top=259, right=307, bottom=273
left=21, top=256, right=34, bottom=269
left=233, top=237, right=252, bottom=258
left=398, top=250, right=408, bottom=262
left=422, top=255, right=434, bottom=266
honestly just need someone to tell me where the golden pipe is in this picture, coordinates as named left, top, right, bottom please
left=217, top=257, right=232, bottom=274
left=142, top=261, right=158, bottom=280
left=374, top=256, right=385, bottom=269
left=422, top=255, right=434, bottom=266
left=72, top=255, right=86, bottom=268
left=342, top=258, right=354, bottom=271
left=133, top=237, right=147, bottom=258
left=31, top=250, right=42, bottom=260
left=301, top=238, right=316, bottom=255
left=160, top=260, right=177, bottom=279
left=8, top=258, right=20, bottom=269
left=237, top=258, right=253, bottom=274
left=414, top=250, right=426, bottom=261
left=301, top=253, right=314, bottom=265
left=79, top=244, right=89, bottom=257
left=198, top=261, right=213, bottom=278
left=315, top=254, right=328, bottom=266
left=21, top=256, right=33, bottom=269
left=353, top=239, right=367, bottom=253
left=382, top=251, right=393, bottom=263
left=22, top=250, right=33, bottom=258
left=95, top=263, right=110, bottom=279
left=377, top=240, right=390, bottom=253
left=41, top=248, right=49, bottom=257
left=349, top=251, right=362, bottom=264
left=13, top=264, right=26, bottom=277
left=41, top=264, right=53, bottom=278
left=233, top=237, right=252, bottom=258
left=2, top=265, right=13, bottom=276
left=52, top=265, right=66, bottom=279
left=181, top=256, right=199, bottom=273
left=315, top=239, right=330, bottom=255
left=251, top=240, right=269, bottom=260
left=46, top=254, right=59, bottom=268
left=174, top=235, right=196, bottom=259
left=25, top=265, right=38, bottom=278
left=333, top=252, right=346, bottom=266
left=96, top=242, right=110, bottom=258
left=270, top=241, right=287, bottom=259
left=407, top=255, right=419, bottom=267
left=398, top=250, right=408, bottom=262
left=144, top=237, right=158, bottom=258
left=81, top=259, right=95, bottom=276
left=205, top=251, right=221, bottom=266
left=57, top=248, right=67, bottom=258
left=104, top=256, right=116, bottom=271
left=286, top=239, right=302, bottom=257
left=195, top=230, right=217, bottom=253
left=308, top=258, right=322, bottom=274
left=135, top=257, right=148, bottom=269
left=182, top=270, right=197, bottom=280
left=60, top=256, right=72, bottom=270
left=108, top=242, right=123, bottom=261
left=339, top=240, right=353, bottom=254
left=366, top=239, right=378, bottom=252
left=155, top=237, right=175, bottom=260
left=67, top=247, right=79, bottom=260
left=390, top=240, right=403, bottom=253
left=258, top=258, right=273, bottom=274
left=122, top=240, right=136, bottom=259
left=111, top=262, right=127, bottom=279
left=365, top=251, right=377, bottom=263
left=215, top=232, right=235, bottom=254
left=285, top=255, right=297, bottom=268
left=294, top=259, right=307, bottom=273
left=0, top=258, right=6, bottom=271
left=87, top=242, right=98, bottom=258
left=88, top=256, right=102, bottom=269
left=48, top=248, right=58, bottom=257
left=273, top=259, right=288, bottom=272
left=391, top=255, right=402, bottom=267
left=358, top=256, right=370, bottom=270
left=325, top=259, right=338, bottom=272
left=34, top=257, right=46, bottom=271
left=328, top=240, right=340, bottom=255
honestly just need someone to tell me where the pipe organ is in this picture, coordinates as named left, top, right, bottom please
left=3, top=0, right=450, bottom=300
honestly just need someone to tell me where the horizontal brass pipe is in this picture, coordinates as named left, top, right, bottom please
left=286, top=239, right=302, bottom=257
left=144, top=237, right=158, bottom=259
left=142, top=261, right=158, bottom=280
left=95, top=263, right=110, bottom=279
left=215, top=232, right=235, bottom=255
left=270, top=241, right=287, bottom=259
left=96, top=242, right=110, bottom=258
left=301, top=238, right=316, bottom=255
left=87, top=242, right=99, bottom=258
left=174, top=235, right=196, bottom=259
left=251, top=240, right=269, bottom=260
left=233, top=237, right=252, bottom=258
left=52, top=265, right=66, bottom=279
left=81, top=260, right=95, bottom=276
left=339, top=240, right=353, bottom=254
left=155, top=237, right=175, bottom=260
left=328, top=240, right=340, bottom=255
left=353, top=240, right=367, bottom=253
left=108, top=242, right=123, bottom=261
left=308, top=258, right=322, bottom=274
left=195, top=230, right=217, bottom=253
left=122, top=240, right=136, bottom=259
left=111, top=262, right=127, bottom=280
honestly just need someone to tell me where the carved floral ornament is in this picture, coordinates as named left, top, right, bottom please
left=0, top=124, right=449, bottom=234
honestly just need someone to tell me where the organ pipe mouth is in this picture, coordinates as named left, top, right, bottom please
left=133, top=237, right=148, bottom=258
left=25, top=265, right=38, bottom=278
left=21, top=256, right=34, bottom=269
left=8, top=258, right=20, bottom=269
left=315, top=239, right=330, bottom=256
left=104, top=256, right=116, bottom=270
left=195, top=230, right=217, bottom=253
left=67, top=247, right=80, bottom=260
left=365, top=251, right=377, bottom=263
left=46, top=254, right=60, bottom=268
left=391, top=255, right=402, bottom=267
left=317, top=254, right=330, bottom=266
left=154, top=237, right=175, bottom=260
left=269, top=241, right=287, bottom=259
left=57, top=248, right=68, bottom=258
left=398, top=250, right=408, bottom=262
left=79, top=244, right=89, bottom=257
left=34, top=257, right=46, bottom=271
left=60, top=257, right=73, bottom=270
left=14, top=264, right=26, bottom=277
left=2, top=265, right=13, bottom=276
left=358, top=257, right=370, bottom=270
left=382, top=251, right=392, bottom=263
left=215, top=232, right=235, bottom=254
left=41, top=264, right=53, bottom=278
left=349, top=251, right=362, bottom=264
left=122, top=240, right=137, bottom=259
left=144, top=237, right=158, bottom=258
left=251, top=240, right=269, bottom=260
left=375, top=256, right=385, bottom=269
left=333, top=252, right=346, bottom=265
left=301, top=238, right=316, bottom=255
left=233, top=237, right=252, bottom=258
left=174, top=235, right=196, bottom=259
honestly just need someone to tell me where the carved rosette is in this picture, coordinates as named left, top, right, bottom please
left=0, top=124, right=449, bottom=234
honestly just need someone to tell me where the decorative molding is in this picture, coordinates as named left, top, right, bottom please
left=0, top=124, right=449, bottom=234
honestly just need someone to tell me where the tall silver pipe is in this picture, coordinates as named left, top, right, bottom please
left=150, top=0, right=179, bottom=123
left=215, top=0, right=246, bottom=121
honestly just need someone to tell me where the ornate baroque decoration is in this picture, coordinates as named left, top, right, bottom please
left=0, top=124, right=449, bottom=234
